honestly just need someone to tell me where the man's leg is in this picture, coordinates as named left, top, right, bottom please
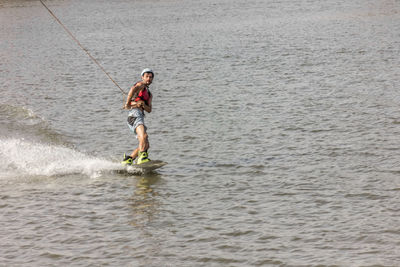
left=130, top=148, right=139, bottom=160
left=136, top=125, right=150, bottom=163
left=135, top=125, right=149, bottom=152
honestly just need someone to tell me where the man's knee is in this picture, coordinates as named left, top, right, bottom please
left=138, top=132, right=148, bottom=142
left=142, top=132, right=148, bottom=141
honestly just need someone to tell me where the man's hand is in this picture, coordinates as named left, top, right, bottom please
left=136, top=100, right=145, bottom=108
left=123, top=103, right=132, bottom=110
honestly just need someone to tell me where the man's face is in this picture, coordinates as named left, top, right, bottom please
left=142, top=73, right=153, bottom=85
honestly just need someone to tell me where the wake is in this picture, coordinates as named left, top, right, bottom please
left=0, top=138, right=124, bottom=178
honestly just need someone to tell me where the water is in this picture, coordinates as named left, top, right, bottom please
left=1, top=0, right=400, bottom=266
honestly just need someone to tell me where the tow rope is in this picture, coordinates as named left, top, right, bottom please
left=39, top=0, right=127, bottom=95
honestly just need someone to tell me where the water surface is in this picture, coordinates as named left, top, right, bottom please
left=1, top=0, right=399, bottom=266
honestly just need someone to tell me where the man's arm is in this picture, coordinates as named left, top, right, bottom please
left=123, top=82, right=145, bottom=109
left=142, top=95, right=152, bottom=113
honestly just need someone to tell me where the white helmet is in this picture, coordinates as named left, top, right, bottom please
left=141, top=68, right=154, bottom=77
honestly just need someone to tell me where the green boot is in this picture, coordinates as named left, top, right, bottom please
left=121, top=153, right=133, bottom=165
left=137, top=151, right=150, bottom=164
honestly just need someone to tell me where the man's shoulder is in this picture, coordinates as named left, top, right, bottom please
left=133, top=81, right=145, bottom=87
left=131, top=81, right=146, bottom=90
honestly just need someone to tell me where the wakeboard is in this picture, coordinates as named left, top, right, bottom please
left=125, top=160, right=167, bottom=173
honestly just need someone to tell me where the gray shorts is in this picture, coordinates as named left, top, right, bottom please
left=127, top=108, right=147, bottom=136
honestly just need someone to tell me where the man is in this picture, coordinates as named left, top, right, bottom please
left=121, top=68, right=154, bottom=165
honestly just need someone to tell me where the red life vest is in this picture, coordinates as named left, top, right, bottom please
left=131, top=85, right=151, bottom=105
